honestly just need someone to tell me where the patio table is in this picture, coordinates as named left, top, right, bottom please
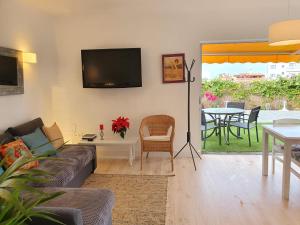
left=203, top=107, right=244, bottom=144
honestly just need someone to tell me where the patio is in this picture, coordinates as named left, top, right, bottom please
left=200, top=42, right=300, bottom=153
left=201, top=110, right=300, bottom=153
left=202, top=123, right=264, bottom=153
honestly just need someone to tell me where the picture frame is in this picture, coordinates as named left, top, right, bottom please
left=162, top=53, right=185, bottom=83
left=0, top=47, right=24, bottom=96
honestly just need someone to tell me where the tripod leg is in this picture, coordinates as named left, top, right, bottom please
left=174, top=142, right=188, bottom=159
left=189, top=144, right=197, bottom=170
left=190, top=143, right=202, bottom=159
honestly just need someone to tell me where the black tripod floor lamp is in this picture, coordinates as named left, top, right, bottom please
left=173, top=59, right=202, bottom=170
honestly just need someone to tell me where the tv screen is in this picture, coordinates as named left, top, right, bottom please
left=81, top=48, right=142, bottom=88
left=0, top=55, right=18, bottom=86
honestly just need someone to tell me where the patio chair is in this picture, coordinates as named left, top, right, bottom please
left=201, top=110, right=220, bottom=149
left=226, top=101, right=245, bottom=110
left=272, top=118, right=300, bottom=174
left=228, top=106, right=261, bottom=147
left=226, top=101, right=245, bottom=135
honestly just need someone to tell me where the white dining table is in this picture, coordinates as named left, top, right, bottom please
left=262, top=124, right=300, bottom=200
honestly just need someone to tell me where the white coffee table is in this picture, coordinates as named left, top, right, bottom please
left=79, top=136, right=139, bottom=166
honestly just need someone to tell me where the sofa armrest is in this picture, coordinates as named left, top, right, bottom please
left=29, top=207, right=83, bottom=225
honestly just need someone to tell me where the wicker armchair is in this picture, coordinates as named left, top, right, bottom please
left=139, top=115, right=175, bottom=171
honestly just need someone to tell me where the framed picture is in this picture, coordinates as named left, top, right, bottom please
left=162, top=53, right=185, bottom=83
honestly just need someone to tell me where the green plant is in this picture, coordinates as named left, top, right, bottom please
left=0, top=154, right=64, bottom=225
left=202, top=74, right=300, bottom=109
left=202, top=79, right=241, bottom=97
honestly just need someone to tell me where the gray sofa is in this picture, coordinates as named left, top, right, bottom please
left=0, top=118, right=115, bottom=225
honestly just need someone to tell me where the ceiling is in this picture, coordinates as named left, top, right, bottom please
left=21, top=0, right=300, bottom=17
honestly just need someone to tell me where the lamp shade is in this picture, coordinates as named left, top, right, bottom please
left=23, top=52, right=37, bottom=64
left=269, top=20, right=300, bottom=46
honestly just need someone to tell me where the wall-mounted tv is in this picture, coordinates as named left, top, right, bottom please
left=81, top=48, right=142, bottom=88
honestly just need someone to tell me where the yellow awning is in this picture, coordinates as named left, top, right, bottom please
left=202, top=42, right=300, bottom=63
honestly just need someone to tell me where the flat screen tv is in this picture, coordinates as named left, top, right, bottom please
left=0, top=55, right=18, bottom=86
left=81, top=48, right=142, bottom=88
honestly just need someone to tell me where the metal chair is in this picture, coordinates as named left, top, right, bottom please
left=227, top=101, right=245, bottom=109
left=228, top=106, right=261, bottom=146
left=226, top=101, right=245, bottom=135
left=272, top=118, right=300, bottom=175
left=201, top=110, right=220, bottom=149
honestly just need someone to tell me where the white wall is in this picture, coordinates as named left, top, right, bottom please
left=0, top=0, right=57, bottom=131
left=51, top=0, right=300, bottom=157
left=2, top=0, right=299, bottom=158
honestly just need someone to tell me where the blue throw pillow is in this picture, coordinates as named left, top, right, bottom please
left=0, top=167, right=4, bottom=176
left=21, top=128, right=56, bottom=156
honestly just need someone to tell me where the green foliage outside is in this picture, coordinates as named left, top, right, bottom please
left=202, top=75, right=300, bottom=109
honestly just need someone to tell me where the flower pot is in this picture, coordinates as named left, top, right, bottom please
left=119, top=131, right=126, bottom=139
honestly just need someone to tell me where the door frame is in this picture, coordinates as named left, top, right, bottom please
left=198, top=39, right=268, bottom=151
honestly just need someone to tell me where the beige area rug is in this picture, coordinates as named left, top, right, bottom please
left=82, top=174, right=169, bottom=225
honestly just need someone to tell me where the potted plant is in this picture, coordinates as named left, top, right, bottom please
left=0, top=153, right=64, bottom=225
left=112, top=116, right=130, bottom=139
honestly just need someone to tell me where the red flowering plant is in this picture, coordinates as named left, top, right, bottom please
left=204, top=91, right=218, bottom=102
left=204, top=91, right=219, bottom=107
left=112, top=116, right=130, bottom=139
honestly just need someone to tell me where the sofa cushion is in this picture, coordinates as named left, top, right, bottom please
left=0, top=139, right=39, bottom=169
left=0, top=132, right=15, bottom=145
left=21, top=128, right=56, bottom=156
left=7, top=118, right=44, bottom=137
left=35, top=145, right=96, bottom=187
left=42, top=188, right=114, bottom=225
left=42, top=123, right=64, bottom=150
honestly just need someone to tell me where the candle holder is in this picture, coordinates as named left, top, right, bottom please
left=99, top=129, right=104, bottom=140
left=99, top=124, right=104, bottom=140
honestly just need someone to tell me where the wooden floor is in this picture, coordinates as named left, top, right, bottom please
left=96, top=155, right=300, bottom=225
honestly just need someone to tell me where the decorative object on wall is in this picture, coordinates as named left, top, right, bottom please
left=112, top=116, right=130, bottom=139
left=0, top=47, right=24, bottom=96
left=22, top=52, right=37, bottom=64
left=99, top=124, right=104, bottom=140
left=162, top=53, right=185, bottom=83
left=174, top=59, right=202, bottom=170
left=268, top=0, right=300, bottom=46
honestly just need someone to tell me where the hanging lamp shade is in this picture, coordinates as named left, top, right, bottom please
left=269, top=20, right=300, bottom=46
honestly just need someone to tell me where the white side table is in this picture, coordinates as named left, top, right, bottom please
left=79, top=136, right=139, bottom=166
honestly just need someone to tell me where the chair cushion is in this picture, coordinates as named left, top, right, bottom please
left=275, top=144, right=300, bottom=162
left=35, top=145, right=95, bottom=187
left=230, top=122, right=255, bottom=129
left=21, top=128, right=56, bottom=156
left=201, top=123, right=217, bottom=131
left=143, top=135, right=170, bottom=141
left=41, top=188, right=115, bottom=225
